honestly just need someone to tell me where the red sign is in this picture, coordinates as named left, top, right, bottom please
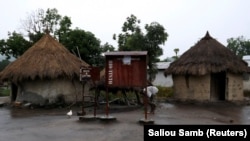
left=80, top=66, right=100, bottom=82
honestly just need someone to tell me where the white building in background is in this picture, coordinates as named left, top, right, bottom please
left=151, top=62, right=173, bottom=87
left=243, top=55, right=250, bottom=66
left=243, top=55, right=250, bottom=92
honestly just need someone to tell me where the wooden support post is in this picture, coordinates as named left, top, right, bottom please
left=81, top=81, right=86, bottom=115
left=105, top=87, right=109, bottom=117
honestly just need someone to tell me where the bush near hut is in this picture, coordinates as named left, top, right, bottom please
left=94, top=90, right=140, bottom=105
left=0, top=87, right=10, bottom=97
left=156, top=86, right=174, bottom=100
left=90, top=86, right=174, bottom=105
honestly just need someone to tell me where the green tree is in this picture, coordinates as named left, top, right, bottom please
left=227, top=36, right=250, bottom=58
left=56, top=16, right=72, bottom=42
left=0, top=31, right=31, bottom=59
left=100, top=42, right=115, bottom=53
left=42, top=8, right=62, bottom=34
left=0, top=59, right=11, bottom=71
left=115, top=14, right=144, bottom=51
left=144, top=22, right=168, bottom=81
left=61, top=28, right=102, bottom=66
left=172, top=48, right=179, bottom=60
left=97, top=42, right=116, bottom=68
left=0, top=8, right=106, bottom=67
left=174, top=48, right=179, bottom=57
left=0, top=8, right=64, bottom=59
left=21, top=8, right=63, bottom=43
left=114, top=14, right=168, bottom=81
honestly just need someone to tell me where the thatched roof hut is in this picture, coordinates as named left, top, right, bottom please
left=0, top=33, right=89, bottom=83
left=165, top=31, right=248, bottom=76
left=164, top=31, right=248, bottom=102
left=0, top=33, right=89, bottom=106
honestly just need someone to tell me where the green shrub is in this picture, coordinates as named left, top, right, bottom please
left=91, top=86, right=175, bottom=103
left=0, top=87, right=10, bottom=96
left=156, top=86, right=174, bottom=98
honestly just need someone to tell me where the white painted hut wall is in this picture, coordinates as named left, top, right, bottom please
left=16, top=79, right=90, bottom=105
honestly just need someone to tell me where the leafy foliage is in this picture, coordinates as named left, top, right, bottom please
left=0, top=8, right=110, bottom=67
left=0, top=88, right=10, bottom=96
left=0, top=59, right=11, bottom=71
left=21, top=8, right=63, bottom=44
left=227, top=36, right=250, bottom=58
left=0, top=32, right=31, bottom=59
left=114, top=14, right=168, bottom=81
left=60, top=28, right=102, bottom=66
left=156, top=86, right=174, bottom=99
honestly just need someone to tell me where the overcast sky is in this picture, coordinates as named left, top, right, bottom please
left=1, top=0, right=250, bottom=60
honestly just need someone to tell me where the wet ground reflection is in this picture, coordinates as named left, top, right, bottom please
left=0, top=101, right=249, bottom=141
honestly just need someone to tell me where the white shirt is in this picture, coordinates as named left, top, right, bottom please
left=144, top=86, right=159, bottom=98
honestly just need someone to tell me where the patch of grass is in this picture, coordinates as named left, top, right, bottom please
left=99, top=91, right=138, bottom=101
left=156, top=86, right=174, bottom=100
left=0, top=87, right=10, bottom=96
left=93, top=86, right=175, bottom=103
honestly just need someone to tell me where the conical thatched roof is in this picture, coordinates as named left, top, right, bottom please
left=0, top=33, right=89, bottom=83
left=164, top=31, right=249, bottom=76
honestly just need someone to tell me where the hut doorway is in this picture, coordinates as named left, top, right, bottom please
left=11, top=83, right=18, bottom=102
left=210, top=72, right=226, bottom=101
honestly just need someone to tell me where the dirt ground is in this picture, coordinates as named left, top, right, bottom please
left=0, top=100, right=250, bottom=141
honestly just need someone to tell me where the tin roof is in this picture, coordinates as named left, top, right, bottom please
left=243, top=55, right=250, bottom=61
left=156, top=62, right=171, bottom=69
left=105, top=51, right=147, bottom=56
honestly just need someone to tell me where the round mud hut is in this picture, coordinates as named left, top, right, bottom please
left=164, top=31, right=249, bottom=102
left=0, top=33, right=89, bottom=106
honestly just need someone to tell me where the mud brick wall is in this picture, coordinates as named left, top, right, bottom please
left=227, top=73, right=244, bottom=101
left=172, top=74, right=210, bottom=101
